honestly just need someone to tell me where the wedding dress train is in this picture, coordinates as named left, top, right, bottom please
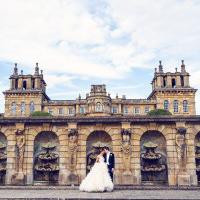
left=79, top=156, right=114, bottom=192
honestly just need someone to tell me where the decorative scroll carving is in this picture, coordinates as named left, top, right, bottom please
left=175, top=127, right=187, bottom=172
left=68, top=129, right=79, bottom=172
left=121, top=128, right=131, bottom=173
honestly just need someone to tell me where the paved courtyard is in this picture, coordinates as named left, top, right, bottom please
left=0, top=188, right=200, bottom=200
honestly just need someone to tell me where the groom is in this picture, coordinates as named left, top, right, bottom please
left=103, top=146, right=115, bottom=182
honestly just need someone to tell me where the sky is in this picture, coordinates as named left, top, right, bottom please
left=0, top=0, right=200, bottom=113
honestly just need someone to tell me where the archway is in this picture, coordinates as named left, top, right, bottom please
left=33, top=131, right=59, bottom=185
left=140, top=130, right=168, bottom=185
left=195, top=132, right=200, bottom=184
left=86, top=131, right=112, bottom=174
left=0, top=132, right=7, bottom=185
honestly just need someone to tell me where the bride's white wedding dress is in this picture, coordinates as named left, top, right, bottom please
left=79, top=155, right=114, bottom=192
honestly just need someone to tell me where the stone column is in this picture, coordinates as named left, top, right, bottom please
left=66, top=123, right=79, bottom=185
left=119, top=122, right=135, bottom=185
left=5, top=129, right=16, bottom=185
left=176, top=75, right=181, bottom=87
left=166, top=74, right=172, bottom=87
left=175, top=124, right=192, bottom=186
left=13, top=129, right=26, bottom=185
left=58, top=127, right=70, bottom=185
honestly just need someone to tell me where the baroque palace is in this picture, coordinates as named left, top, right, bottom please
left=0, top=60, right=200, bottom=187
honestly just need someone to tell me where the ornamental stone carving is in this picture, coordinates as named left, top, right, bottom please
left=175, top=127, right=187, bottom=172
left=121, top=128, right=132, bottom=173
left=15, top=129, right=25, bottom=179
left=68, top=128, right=79, bottom=172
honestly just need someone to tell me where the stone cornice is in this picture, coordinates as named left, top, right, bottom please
left=0, top=115, right=200, bottom=125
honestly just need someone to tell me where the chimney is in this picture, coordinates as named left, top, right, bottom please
left=181, top=60, right=186, bottom=73
left=158, top=60, right=163, bottom=73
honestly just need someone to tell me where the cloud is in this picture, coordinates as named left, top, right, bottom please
left=0, top=0, right=200, bottom=113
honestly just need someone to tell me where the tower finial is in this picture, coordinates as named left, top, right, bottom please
left=181, top=60, right=186, bottom=73
left=158, top=60, right=163, bottom=73
left=35, top=62, right=39, bottom=75
left=13, top=63, right=18, bottom=75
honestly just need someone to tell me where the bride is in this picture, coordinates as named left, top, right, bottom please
left=79, top=149, right=114, bottom=192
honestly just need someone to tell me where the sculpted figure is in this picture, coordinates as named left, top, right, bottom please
left=68, top=129, right=79, bottom=172
left=175, top=128, right=187, bottom=172
left=15, top=129, right=25, bottom=174
left=121, top=129, right=132, bottom=173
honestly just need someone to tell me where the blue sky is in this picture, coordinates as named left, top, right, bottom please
left=0, top=0, right=200, bottom=113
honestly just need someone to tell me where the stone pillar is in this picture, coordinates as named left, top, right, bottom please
left=11, top=123, right=26, bottom=185
left=5, top=130, right=16, bottom=185
left=166, top=74, right=172, bottom=87
left=175, top=123, right=194, bottom=186
left=176, top=75, right=181, bottom=87
left=184, top=75, right=190, bottom=87
left=66, top=123, right=79, bottom=185
left=58, top=127, right=70, bottom=185
left=131, top=126, right=141, bottom=185
left=27, top=78, right=32, bottom=89
left=157, top=75, right=162, bottom=88
left=119, top=123, right=135, bottom=185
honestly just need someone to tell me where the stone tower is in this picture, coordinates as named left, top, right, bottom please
left=148, top=60, right=197, bottom=115
left=3, top=63, right=50, bottom=117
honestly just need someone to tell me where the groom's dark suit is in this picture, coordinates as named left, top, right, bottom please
left=104, top=152, right=115, bottom=182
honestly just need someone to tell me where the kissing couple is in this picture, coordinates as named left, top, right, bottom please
left=79, top=146, right=115, bottom=192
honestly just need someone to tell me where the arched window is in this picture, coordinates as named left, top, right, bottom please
left=11, top=102, right=16, bottom=115
left=164, top=100, right=169, bottom=110
left=172, top=78, right=176, bottom=88
left=183, top=100, right=188, bottom=112
left=174, top=100, right=179, bottom=113
left=30, top=101, right=35, bottom=113
left=21, top=102, right=25, bottom=114
left=96, top=102, right=102, bottom=112
left=23, top=80, right=27, bottom=90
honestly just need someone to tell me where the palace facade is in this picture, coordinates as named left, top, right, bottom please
left=0, top=61, right=200, bottom=186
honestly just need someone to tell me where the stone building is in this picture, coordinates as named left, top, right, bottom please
left=0, top=61, right=200, bottom=186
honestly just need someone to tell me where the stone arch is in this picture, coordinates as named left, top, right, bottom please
left=0, top=132, right=7, bottom=185
left=140, top=130, right=168, bottom=185
left=33, top=131, right=60, bottom=185
left=86, top=130, right=112, bottom=174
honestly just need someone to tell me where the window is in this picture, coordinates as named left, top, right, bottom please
left=21, top=102, right=25, bottom=114
left=134, top=107, right=140, bottom=114
left=112, top=107, right=118, bottom=114
left=80, top=106, right=85, bottom=114
left=181, top=75, right=184, bottom=87
left=145, top=107, right=150, bottom=113
left=15, top=79, right=18, bottom=89
left=58, top=108, right=64, bottom=115
left=164, top=100, right=169, bottom=110
left=22, top=80, right=27, bottom=90
left=68, top=107, right=74, bottom=115
left=32, top=79, right=35, bottom=89
left=96, top=102, right=102, bottom=112
left=30, top=101, right=35, bottom=113
left=172, top=78, right=176, bottom=88
left=163, top=77, right=166, bottom=87
left=11, top=102, right=16, bottom=115
left=174, top=100, right=179, bottom=113
left=123, top=106, right=128, bottom=114
left=183, top=100, right=188, bottom=112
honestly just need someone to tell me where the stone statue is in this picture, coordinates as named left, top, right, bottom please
left=68, top=129, right=79, bottom=172
left=15, top=129, right=25, bottom=179
left=121, top=128, right=132, bottom=173
left=175, top=128, right=187, bottom=172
